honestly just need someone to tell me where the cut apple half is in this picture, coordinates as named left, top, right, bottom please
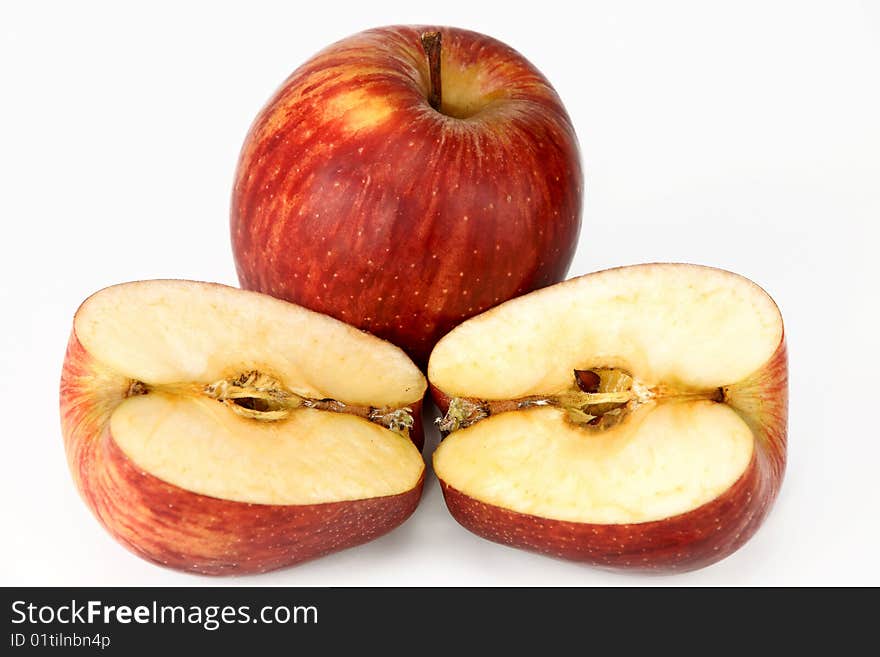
left=60, top=280, right=426, bottom=575
left=429, top=264, right=787, bottom=572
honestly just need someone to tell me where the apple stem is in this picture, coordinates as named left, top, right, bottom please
left=420, top=31, right=443, bottom=112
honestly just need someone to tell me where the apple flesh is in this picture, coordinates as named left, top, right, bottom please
left=231, top=25, right=582, bottom=365
left=429, top=264, right=787, bottom=572
left=60, top=281, right=426, bottom=575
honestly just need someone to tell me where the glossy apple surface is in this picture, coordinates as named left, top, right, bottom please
left=231, top=25, right=582, bottom=364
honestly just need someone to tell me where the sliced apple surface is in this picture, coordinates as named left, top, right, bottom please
left=429, top=264, right=787, bottom=571
left=61, top=280, right=426, bottom=575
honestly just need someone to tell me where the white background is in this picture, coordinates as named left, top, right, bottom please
left=2, top=0, right=879, bottom=586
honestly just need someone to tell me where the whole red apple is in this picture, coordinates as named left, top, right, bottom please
left=231, top=25, right=583, bottom=364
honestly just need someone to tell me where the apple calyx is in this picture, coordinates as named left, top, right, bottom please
left=420, top=31, right=443, bottom=112
left=436, top=367, right=724, bottom=434
left=127, top=369, right=414, bottom=436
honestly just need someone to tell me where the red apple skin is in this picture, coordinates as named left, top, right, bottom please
left=231, top=25, right=582, bottom=365
left=433, top=340, right=788, bottom=572
left=430, top=383, right=455, bottom=414
left=407, top=399, right=425, bottom=452
left=60, top=330, right=424, bottom=575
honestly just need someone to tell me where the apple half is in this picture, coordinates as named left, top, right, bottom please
left=429, top=264, right=787, bottom=572
left=60, top=281, right=426, bottom=575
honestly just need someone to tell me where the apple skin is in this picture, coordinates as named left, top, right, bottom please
left=60, top=329, right=424, bottom=575
left=432, top=340, right=788, bottom=572
left=231, top=25, right=582, bottom=365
